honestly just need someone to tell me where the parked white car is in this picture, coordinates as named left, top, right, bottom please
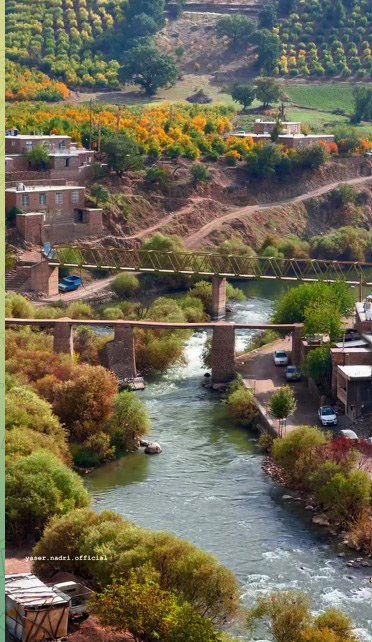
left=318, top=406, right=338, bottom=427
left=273, top=350, right=289, bottom=366
left=339, top=429, right=358, bottom=440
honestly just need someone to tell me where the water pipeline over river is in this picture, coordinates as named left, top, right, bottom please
left=86, top=281, right=372, bottom=640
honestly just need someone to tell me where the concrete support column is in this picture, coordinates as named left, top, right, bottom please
left=211, top=323, right=235, bottom=384
left=30, top=261, right=59, bottom=296
left=53, top=321, right=73, bottom=356
left=211, top=276, right=227, bottom=321
left=101, top=325, right=137, bottom=380
left=291, top=323, right=304, bottom=366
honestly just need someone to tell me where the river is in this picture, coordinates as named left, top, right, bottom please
left=86, top=280, right=372, bottom=640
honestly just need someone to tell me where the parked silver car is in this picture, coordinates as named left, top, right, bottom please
left=273, top=350, right=289, bottom=366
left=318, top=406, right=338, bottom=427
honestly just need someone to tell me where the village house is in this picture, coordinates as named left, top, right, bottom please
left=5, top=129, right=98, bottom=183
left=6, top=181, right=103, bottom=244
left=232, top=119, right=335, bottom=148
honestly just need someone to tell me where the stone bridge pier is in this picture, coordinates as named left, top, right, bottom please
left=211, top=323, right=235, bottom=384
left=211, top=277, right=227, bottom=320
left=100, top=325, right=137, bottom=381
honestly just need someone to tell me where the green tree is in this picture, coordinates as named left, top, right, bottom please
left=231, top=83, right=256, bottom=110
left=302, top=346, right=332, bottom=385
left=254, top=77, right=282, bottom=107
left=102, top=134, right=143, bottom=176
left=259, top=3, right=278, bottom=29
left=227, top=386, right=257, bottom=426
left=90, top=184, right=109, bottom=206
left=26, top=144, right=51, bottom=170
left=269, top=385, right=297, bottom=434
left=215, top=15, right=256, bottom=47
left=253, top=32, right=281, bottom=73
left=111, top=273, right=140, bottom=297
left=127, top=0, right=165, bottom=29
left=304, top=302, right=342, bottom=341
left=107, top=390, right=150, bottom=451
left=120, top=44, right=178, bottom=96
left=6, top=451, right=89, bottom=543
left=272, top=282, right=354, bottom=325
left=351, top=85, right=372, bottom=124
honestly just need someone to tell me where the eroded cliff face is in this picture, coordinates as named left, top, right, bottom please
left=91, top=156, right=371, bottom=249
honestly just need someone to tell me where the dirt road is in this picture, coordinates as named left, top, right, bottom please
left=185, top=175, right=372, bottom=248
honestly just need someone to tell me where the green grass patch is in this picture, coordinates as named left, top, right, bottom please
left=284, top=83, right=364, bottom=115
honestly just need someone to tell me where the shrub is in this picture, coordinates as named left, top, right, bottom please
left=347, top=512, right=372, bottom=556
left=102, top=306, right=125, bottom=320
left=65, top=302, right=93, bottom=319
left=247, top=591, right=356, bottom=642
left=6, top=452, right=90, bottom=543
left=6, top=384, right=69, bottom=461
left=227, top=386, right=257, bottom=426
left=330, top=183, right=357, bottom=208
left=111, top=273, right=140, bottom=297
left=32, top=509, right=240, bottom=623
left=107, top=390, right=150, bottom=452
left=272, top=426, right=328, bottom=486
left=51, top=364, right=118, bottom=442
left=191, top=163, right=210, bottom=184
left=73, top=432, right=115, bottom=467
left=92, top=569, right=224, bottom=642
left=312, top=466, right=371, bottom=523
left=296, top=144, right=328, bottom=169
left=5, top=293, right=35, bottom=319
left=26, top=144, right=51, bottom=169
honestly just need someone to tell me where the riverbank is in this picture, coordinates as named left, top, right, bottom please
left=262, top=455, right=372, bottom=567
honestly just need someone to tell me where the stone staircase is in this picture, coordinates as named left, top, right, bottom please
left=5, top=266, right=32, bottom=292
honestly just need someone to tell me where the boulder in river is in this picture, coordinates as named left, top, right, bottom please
left=145, top=442, right=162, bottom=455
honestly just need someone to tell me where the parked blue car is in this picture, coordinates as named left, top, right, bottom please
left=58, top=275, right=83, bottom=292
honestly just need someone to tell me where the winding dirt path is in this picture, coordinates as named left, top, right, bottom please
left=185, top=174, right=372, bottom=248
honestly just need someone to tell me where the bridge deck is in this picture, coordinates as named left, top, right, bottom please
left=5, top=318, right=297, bottom=331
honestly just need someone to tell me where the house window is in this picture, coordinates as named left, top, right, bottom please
left=55, top=192, right=63, bottom=205
left=71, top=190, right=79, bottom=204
left=65, top=158, right=70, bottom=167
left=58, top=140, right=66, bottom=150
left=25, top=141, right=33, bottom=151
left=21, top=194, right=29, bottom=207
left=39, top=193, right=46, bottom=206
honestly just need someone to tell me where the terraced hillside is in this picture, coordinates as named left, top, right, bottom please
left=276, top=0, right=371, bottom=78
left=6, top=0, right=125, bottom=89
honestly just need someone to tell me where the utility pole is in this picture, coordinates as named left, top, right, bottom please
left=359, top=274, right=364, bottom=302
left=97, top=113, right=102, bottom=155
left=116, top=105, right=121, bottom=134
left=89, top=99, right=93, bottom=150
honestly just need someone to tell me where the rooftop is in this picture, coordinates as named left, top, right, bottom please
left=6, top=185, right=84, bottom=193
left=255, top=119, right=301, bottom=125
left=338, top=365, right=372, bottom=379
left=5, top=574, right=69, bottom=607
left=6, top=134, right=71, bottom=140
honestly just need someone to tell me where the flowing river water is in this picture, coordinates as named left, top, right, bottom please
left=86, top=281, right=372, bottom=640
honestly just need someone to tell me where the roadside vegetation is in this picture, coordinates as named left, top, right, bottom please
left=266, top=426, right=372, bottom=555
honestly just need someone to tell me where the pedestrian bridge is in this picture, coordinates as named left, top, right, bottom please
left=50, top=246, right=372, bottom=287
left=5, top=318, right=302, bottom=384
